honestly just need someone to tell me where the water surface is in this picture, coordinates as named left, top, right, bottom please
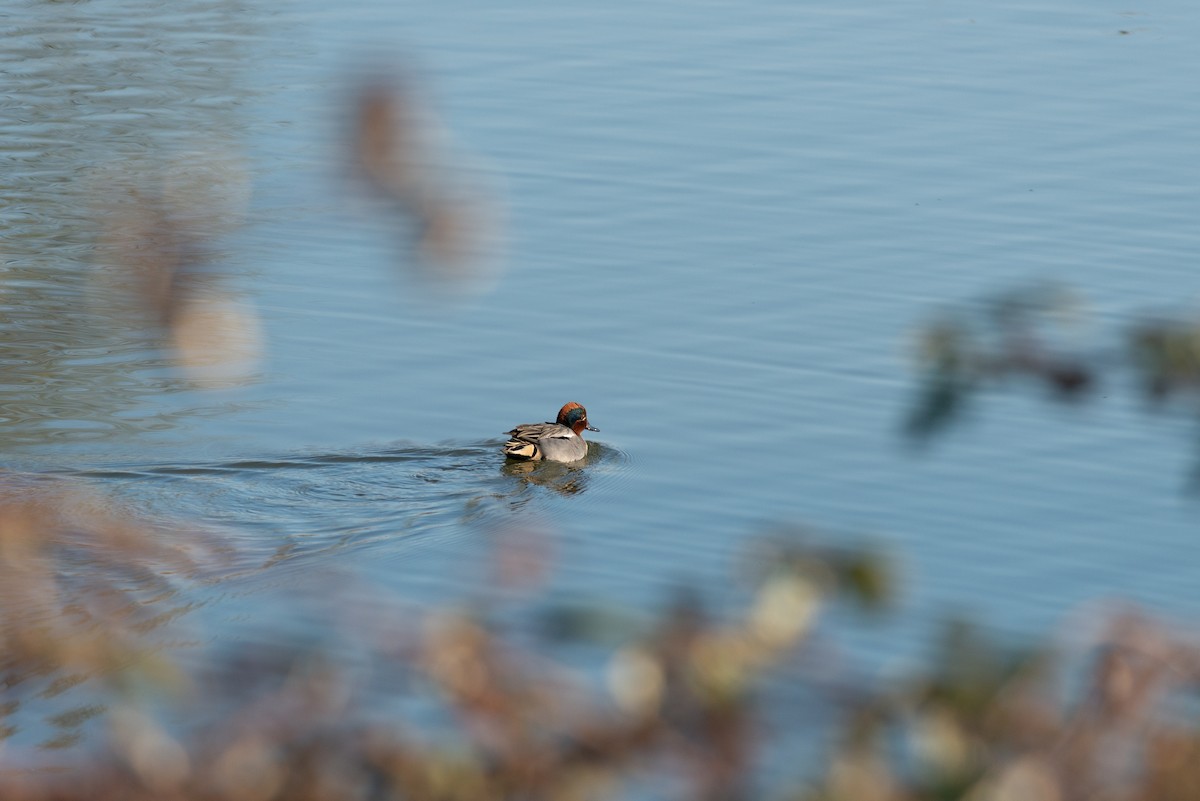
left=2, top=0, right=1199, bottom=760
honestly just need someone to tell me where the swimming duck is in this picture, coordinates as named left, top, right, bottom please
left=503, top=402, right=598, bottom=462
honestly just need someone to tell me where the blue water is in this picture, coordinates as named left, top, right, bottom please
left=2, top=0, right=1199, bottom=759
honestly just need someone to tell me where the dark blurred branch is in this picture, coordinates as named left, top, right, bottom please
left=907, top=284, right=1200, bottom=483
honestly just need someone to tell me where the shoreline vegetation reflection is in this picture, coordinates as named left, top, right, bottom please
left=0, top=1, right=266, bottom=445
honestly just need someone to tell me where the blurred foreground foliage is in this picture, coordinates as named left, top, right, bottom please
left=2, top=483, right=1200, bottom=801
left=908, top=283, right=1200, bottom=449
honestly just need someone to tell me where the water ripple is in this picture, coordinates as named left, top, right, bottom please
left=59, top=439, right=634, bottom=579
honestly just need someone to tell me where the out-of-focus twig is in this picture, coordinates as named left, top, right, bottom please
left=350, top=72, right=503, bottom=294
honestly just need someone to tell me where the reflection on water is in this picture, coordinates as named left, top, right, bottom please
left=0, top=4, right=505, bottom=451
left=0, top=0, right=269, bottom=448
left=502, top=457, right=588, bottom=496
left=499, top=443, right=628, bottom=498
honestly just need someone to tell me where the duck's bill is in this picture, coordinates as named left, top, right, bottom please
left=586, top=424, right=599, bottom=431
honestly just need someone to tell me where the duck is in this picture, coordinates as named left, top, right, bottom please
left=503, top=402, right=598, bottom=462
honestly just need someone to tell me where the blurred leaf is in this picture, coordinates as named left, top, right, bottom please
left=905, top=373, right=972, bottom=440
left=833, top=548, right=895, bottom=612
left=539, top=602, right=647, bottom=645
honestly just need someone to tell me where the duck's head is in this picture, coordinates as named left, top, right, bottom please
left=557, top=402, right=598, bottom=436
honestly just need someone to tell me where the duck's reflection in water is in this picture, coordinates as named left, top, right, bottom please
left=500, top=458, right=589, bottom=497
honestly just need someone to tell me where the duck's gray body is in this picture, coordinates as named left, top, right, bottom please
left=503, top=421, right=588, bottom=462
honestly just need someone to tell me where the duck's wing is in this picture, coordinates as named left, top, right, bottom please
left=504, top=422, right=567, bottom=442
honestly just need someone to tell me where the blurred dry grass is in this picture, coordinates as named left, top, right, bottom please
left=0, top=475, right=206, bottom=691
left=2, top=502, right=1200, bottom=800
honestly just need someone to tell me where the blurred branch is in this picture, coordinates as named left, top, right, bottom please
left=907, top=284, right=1101, bottom=439
left=906, top=284, right=1200, bottom=484
left=349, top=70, right=503, bottom=294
